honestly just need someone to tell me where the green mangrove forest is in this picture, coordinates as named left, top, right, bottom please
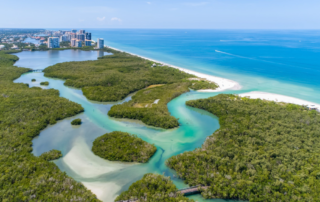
left=0, top=50, right=99, bottom=201
left=108, top=82, right=191, bottom=129
left=39, top=149, right=63, bottom=161
left=92, top=131, right=157, bottom=163
left=43, top=48, right=218, bottom=128
left=167, top=94, right=320, bottom=201
left=115, top=173, right=193, bottom=202
left=71, top=118, right=82, bottom=125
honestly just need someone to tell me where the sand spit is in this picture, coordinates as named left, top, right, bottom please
left=63, top=136, right=131, bottom=178
left=239, top=91, right=320, bottom=111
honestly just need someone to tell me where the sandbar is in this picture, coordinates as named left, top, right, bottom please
left=239, top=91, right=320, bottom=111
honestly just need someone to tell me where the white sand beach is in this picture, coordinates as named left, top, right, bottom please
left=63, top=136, right=131, bottom=178
left=239, top=91, right=320, bottom=111
left=82, top=181, right=121, bottom=201
left=106, top=46, right=241, bottom=92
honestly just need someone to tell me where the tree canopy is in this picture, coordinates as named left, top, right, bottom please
left=115, top=173, right=193, bottom=202
left=92, top=131, right=157, bottom=163
left=167, top=94, right=320, bottom=201
left=0, top=50, right=99, bottom=201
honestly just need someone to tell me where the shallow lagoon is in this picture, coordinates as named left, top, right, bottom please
left=14, top=50, right=245, bottom=201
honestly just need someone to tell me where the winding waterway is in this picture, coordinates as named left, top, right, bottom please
left=13, top=49, right=246, bottom=202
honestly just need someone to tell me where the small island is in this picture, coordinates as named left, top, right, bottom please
left=71, top=118, right=82, bottom=125
left=92, top=131, right=157, bottom=163
left=31, top=78, right=36, bottom=82
left=39, top=149, right=62, bottom=161
left=115, top=173, right=193, bottom=202
left=40, top=81, right=49, bottom=85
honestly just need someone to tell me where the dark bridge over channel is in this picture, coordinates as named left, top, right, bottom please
left=117, top=186, right=209, bottom=202
left=28, top=69, right=43, bottom=72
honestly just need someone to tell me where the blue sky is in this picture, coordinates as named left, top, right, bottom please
left=1, top=0, right=319, bottom=29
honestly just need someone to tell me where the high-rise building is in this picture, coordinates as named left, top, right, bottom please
left=48, top=37, right=60, bottom=48
left=85, top=33, right=91, bottom=40
left=79, top=30, right=85, bottom=34
left=71, top=38, right=77, bottom=47
left=76, top=40, right=82, bottom=48
left=59, top=35, right=69, bottom=42
left=72, top=29, right=77, bottom=33
left=76, top=34, right=85, bottom=41
left=85, top=40, right=92, bottom=46
left=97, top=38, right=104, bottom=49
left=69, top=33, right=76, bottom=40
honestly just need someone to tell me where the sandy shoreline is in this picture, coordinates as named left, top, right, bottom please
left=106, top=46, right=241, bottom=92
left=239, top=91, right=320, bottom=111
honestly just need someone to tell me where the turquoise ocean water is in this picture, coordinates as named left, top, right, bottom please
left=13, top=30, right=320, bottom=202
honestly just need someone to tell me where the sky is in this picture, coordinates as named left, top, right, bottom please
left=1, top=0, right=320, bottom=29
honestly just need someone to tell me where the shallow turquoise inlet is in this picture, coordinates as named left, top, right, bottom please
left=13, top=49, right=246, bottom=201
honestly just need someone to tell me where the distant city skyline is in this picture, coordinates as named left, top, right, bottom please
left=1, top=0, right=320, bottom=29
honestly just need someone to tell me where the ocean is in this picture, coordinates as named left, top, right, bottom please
left=90, top=29, right=320, bottom=104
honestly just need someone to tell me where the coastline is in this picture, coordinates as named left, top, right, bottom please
left=105, top=46, right=320, bottom=110
left=239, top=91, right=320, bottom=111
left=106, top=46, right=241, bottom=92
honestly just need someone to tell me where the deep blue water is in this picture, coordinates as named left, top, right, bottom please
left=83, top=29, right=320, bottom=103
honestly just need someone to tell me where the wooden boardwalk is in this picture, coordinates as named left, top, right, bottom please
left=116, top=186, right=209, bottom=201
left=179, top=186, right=209, bottom=196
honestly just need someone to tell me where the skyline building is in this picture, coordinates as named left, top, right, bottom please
left=85, top=33, right=91, bottom=40
left=79, top=30, right=85, bottom=34
left=76, top=40, right=82, bottom=48
left=71, top=38, right=77, bottom=47
left=76, top=34, right=85, bottom=41
left=85, top=40, right=91, bottom=46
left=59, top=35, right=69, bottom=42
left=72, top=29, right=77, bottom=33
left=97, top=38, right=104, bottom=49
left=48, top=37, right=60, bottom=48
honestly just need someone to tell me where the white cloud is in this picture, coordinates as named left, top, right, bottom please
left=184, top=2, right=208, bottom=7
left=75, top=6, right=114, bottom=13
left=97, top=17, right=106, bottom=21
left=147, top=2, right=151, bottom=4
left=111, top=17, right=122, bottom=22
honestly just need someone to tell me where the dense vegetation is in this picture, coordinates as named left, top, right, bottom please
left=44, top=48, right=196, bottom=101
left=40, top=81, right=49, bottom=85
left=39, top=149, right=63, bottom=161
left=109, top=82, right=190, bottom=128
left=115, top=173, right=193, bottom=202
left=167, top=94, right=320, bottom=201
left=92, top=131, right=156, bottom=163
left=191, top=79, right=218, bottom=90
left=43, top=48, right=218, bottom=128
left=31, top=78, right=36, bottom=82
left=71, top=118, right=82, bottom=125
left=0, top=50, right=100, bottom=201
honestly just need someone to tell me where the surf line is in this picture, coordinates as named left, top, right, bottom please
left=214, top=50, right=300, bottom=68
